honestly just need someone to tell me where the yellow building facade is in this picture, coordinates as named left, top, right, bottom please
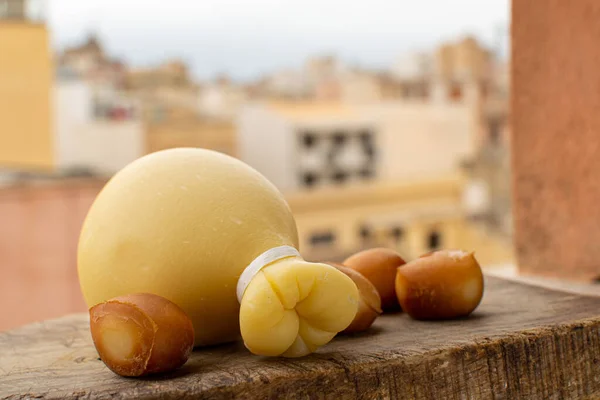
left=287, top=174, right=465, bottom=261
left=288, top=173, right=514, bottom=267
left=0, top=20, right=53, bottom=170
left=239, top=100, right=514, bottom=267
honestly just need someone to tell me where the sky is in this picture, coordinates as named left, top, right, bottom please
left=47, top=0, right=509, bottom=82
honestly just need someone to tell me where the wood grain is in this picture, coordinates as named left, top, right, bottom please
left=1, top=276, right=600, bottom=399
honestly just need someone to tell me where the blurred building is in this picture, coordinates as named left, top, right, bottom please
left=58, top=41, right=239, bottom=157
left=388, top=37, right=495, bottom=104
left=239, top=99, right=478, bottom=192
left=306, top=55, right=344, bottom=100
left=127, top=60, right=191, bottom=90
left=392, top=52, right=433, bottom=81
left=432, top=36, right=513, bottom=238
left=237, top=98, right=513, bottom=263
left=258, top=55, right=346, bottom=101
left=198, top=76, right=248, bottom=121
left=305, top=55, right=340, bottom=83
left=377, top=73, right=407, bottom=100
left=461, top=60, right=512, bottom=236
left=390, top=52, right=433, bottom=100
left=238, top=38, right=512, bottom=263
left=0, top=0, right=53, bottom=171
left=338, top=69, right=383, bottom=103
left=0, top=9, right=144, bottom=178
left=0, top=1, right=144, bottom=329
left=286, top=175, right=467, bottom=262
left=125, top=62, right=238, bottom=157
left=434, top=36, right=493, bottom=83
left=54, top=73, right=144, bottom=176
left=263, top=69, right=312, bottom=99
left=143, top=106, right=237, bottom=156
left=58, top=34, right=126, bottom=90
left=386, top=36, right=512, bottom=240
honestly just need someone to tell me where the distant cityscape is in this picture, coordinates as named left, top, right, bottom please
left=0, top=0, right=512, bottom=330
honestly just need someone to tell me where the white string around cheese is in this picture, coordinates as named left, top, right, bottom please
left=236, top=245, right=301, bottom=303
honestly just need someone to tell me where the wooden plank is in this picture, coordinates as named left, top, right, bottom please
left=1, top=276, right=600, bottom=399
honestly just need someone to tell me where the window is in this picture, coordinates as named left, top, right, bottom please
left=363, top=144, right=376, bottom=162
left=358, top=168, right=374, bottom=179
left=332, top=132, right=347, bottom=146
left=302, top=172, right=318, bottom=187
left=427, top=230, right=442, bottom=250
left=109, top=106, right=134, bottom=121
left=93, top=97, right=136, bottom=121
left=390, top=227, right=404, bottom=241
left=301, top=131, right=317, bottom=148
left=358, top=130, right=373, bottom=145
left=310, top=231, right=336, bottom=247
left=489, top=119, right=501, bottom=145
left=359, top=225, right=371, bottom=240
left=449, top=84, right=463, bottom=101
left=297, top=127, right=377, bottom=188
left=358, top=130, right=376, bottom=161
left=332, top=170, right=348, bottom=184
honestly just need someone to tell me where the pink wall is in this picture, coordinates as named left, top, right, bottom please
left=512, top=0, right=600, bottom=280
left=0, top=179, right=104, bottom=331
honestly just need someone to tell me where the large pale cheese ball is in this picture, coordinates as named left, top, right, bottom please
left=78, top=148, right=358, bottom=356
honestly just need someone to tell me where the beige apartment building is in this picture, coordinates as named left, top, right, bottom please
left=237, top=98, right=512, bottom=264
left=239, top=99, right=477, bottom=190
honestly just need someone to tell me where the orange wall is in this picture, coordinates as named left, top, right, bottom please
left=0, top=22, right=54, bottom=170
left=512, top=0, right=600, bottom=280
left=0, top=180, right=104, bottom=331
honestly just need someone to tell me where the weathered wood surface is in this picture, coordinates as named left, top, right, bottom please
left=1, top=276, right=600, bottom=399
